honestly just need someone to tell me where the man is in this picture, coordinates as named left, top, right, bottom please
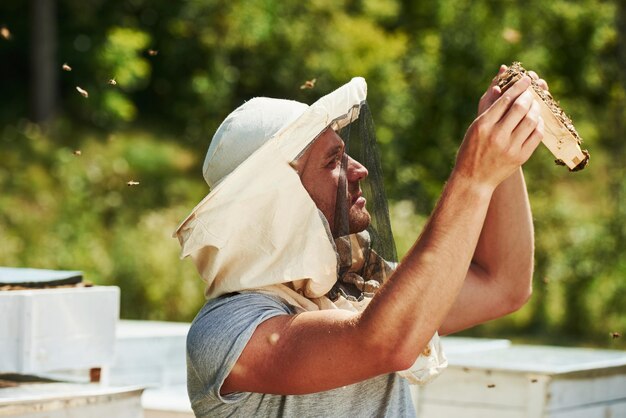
left=174, top=66, right=547, bottom=417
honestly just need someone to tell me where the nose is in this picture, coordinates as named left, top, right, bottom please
left=347, top=156, right=368, bottom=182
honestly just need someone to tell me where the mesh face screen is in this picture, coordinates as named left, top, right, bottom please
left=328, top=102, right=398, bottom=301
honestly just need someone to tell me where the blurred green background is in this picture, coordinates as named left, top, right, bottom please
left=1, top=0, right=624, bottom=349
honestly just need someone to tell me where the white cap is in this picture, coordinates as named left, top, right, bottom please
left=202, top=97, right=309, bottom=188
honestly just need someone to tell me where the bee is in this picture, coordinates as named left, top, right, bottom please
left=62, top=63, right=72, bottom=71
left=531, top=379, right=538, bottom=383
left=487, top=384, right=496, bottom=388
left=73, top=150, right=82, bottom=156
left=127, top=180, right=140, bottom=186
left=0, top=26, right=10, bottom=40
left=267, top=333, right=280, bottom=345
left=76, top=86, right=89, bottom=98
left=147, top=49, right=158, bottom=56
left=108, top=78, right=117, bottom=86
left=611, top=332, right=621, bottom=339
left=502, top=28, right=521, bottom=44
left=300, top=78, right=317, bottom=90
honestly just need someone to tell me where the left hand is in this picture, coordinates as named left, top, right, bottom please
left=478, top=65, right=550, bottom=116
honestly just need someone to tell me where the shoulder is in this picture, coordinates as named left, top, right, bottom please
left=192, top=291, right=294, bottom=327
left=187, top=291, right=294, bottom=358
left=186, top=292, right=296, bottom=407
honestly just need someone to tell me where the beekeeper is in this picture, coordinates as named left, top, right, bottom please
left=174, top=67, right=545, bottom=417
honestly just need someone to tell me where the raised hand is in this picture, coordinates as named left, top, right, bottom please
left=455, top=74, right=544, bottom=190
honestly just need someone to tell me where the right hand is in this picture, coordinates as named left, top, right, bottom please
left=453, top=75, right=544, bottom=190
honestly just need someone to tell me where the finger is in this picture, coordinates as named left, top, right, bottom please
left=537, top=79, right=549, bottom=91
left=528, top=71, right=539, bottom=81
left=479, top=85, right=502, bottom=113
left=497, top=89, right=535, bottom=135
left=489, top=65, right=508, bottom=87
left=482, top=76, right=532, bottom=125
left=511, top=99, right=541, bottom=147
left=519, top=117, right=544, bottom=162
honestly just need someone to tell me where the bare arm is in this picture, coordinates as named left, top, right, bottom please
left=440, top=68, right=549, bottom=335
left=222, top=74, right=544, bottom=396
left=439, top=169, right=534, bottom=335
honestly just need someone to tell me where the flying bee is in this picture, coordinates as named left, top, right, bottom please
left=108, top=78, right=117, bottom=86
left=487, top=384, right=496, bottom=388
left=300, top=78, right=317, bottom=90
left=73, top=150, right=82, bottom=156
left=76, top=86, right=89, bottom=98
left=127, top=180, right=140, bottom=186
left=62, top=63, right=72, bottom=71
left=267, top=333, right=280, bottom=345
left=147, top=49, right=158, bottom=56
left=0, top=26, right=10, bottom=40
left=611, top=332, right=621, bottom=339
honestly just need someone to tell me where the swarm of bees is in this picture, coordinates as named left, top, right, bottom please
left=57, top=45, right=160, bottom=193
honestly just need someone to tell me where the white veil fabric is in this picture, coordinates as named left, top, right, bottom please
left=173, top=77, right=447, bottom=385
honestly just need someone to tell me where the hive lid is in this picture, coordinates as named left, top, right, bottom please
left=0, top=267, right=83, bottom=288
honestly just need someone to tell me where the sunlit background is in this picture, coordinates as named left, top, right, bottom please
left=1, top=0, right=624, bottom=349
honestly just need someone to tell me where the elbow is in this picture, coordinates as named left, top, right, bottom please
left=515, top=258, right=534, bottom=309
left=506, top=251, right=535, bottom=312
left=376, top=336, right=433, bottom=373
left=507, top=283, right=532, bottom=313
left=359, top=328, right=427, bottom=374
left=390, top=349, right=422, bottom=372
left=379, top=348, right=419, bottom=374
left=501, top=268, right=534, bottom=315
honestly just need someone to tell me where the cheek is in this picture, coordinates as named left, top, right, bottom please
left=301, top=171, right=339, bottom=222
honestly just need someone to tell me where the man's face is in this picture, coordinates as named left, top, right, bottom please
left=292, top=128, right=371, bottom=236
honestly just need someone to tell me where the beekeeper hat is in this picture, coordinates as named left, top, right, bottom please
left=173, top=77, right=390, bottom=301
left=202, top=98, right=308, bottom=189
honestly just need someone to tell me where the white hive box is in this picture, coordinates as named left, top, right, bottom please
left=111, top=320, right=192, bottom=417
left=0, top=383, right=143, bottom=418
left=0, top=286, right=120, bottom=374
left=110, top=320, right=189, bottom=388
left=414, top=343, right=626, bottom=418
left=142, top=386, right=193, bottom=418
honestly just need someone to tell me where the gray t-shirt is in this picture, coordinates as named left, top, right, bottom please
left=186, top=292, right=416, bottom=417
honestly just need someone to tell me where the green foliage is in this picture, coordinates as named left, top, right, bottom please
left=0, top=0, right=624, bottom=347
left=0, top=121, right=206, bottom=320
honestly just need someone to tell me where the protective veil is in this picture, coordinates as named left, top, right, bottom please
left=174, top=78, right=447, bottom=384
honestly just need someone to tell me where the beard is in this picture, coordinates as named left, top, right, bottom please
left=348, top=204, right=371, bottom=233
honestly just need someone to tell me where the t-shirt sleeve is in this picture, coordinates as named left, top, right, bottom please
left=186, top=292, right=294, bottom=405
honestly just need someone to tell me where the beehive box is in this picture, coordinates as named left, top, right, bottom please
left=413, top=344, right=626, bottom=418
left=0, top=383, right=143, bottom=418
left=0, top=286, right=120, bottom=374
left=109, top=320, right=189, bottom=388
